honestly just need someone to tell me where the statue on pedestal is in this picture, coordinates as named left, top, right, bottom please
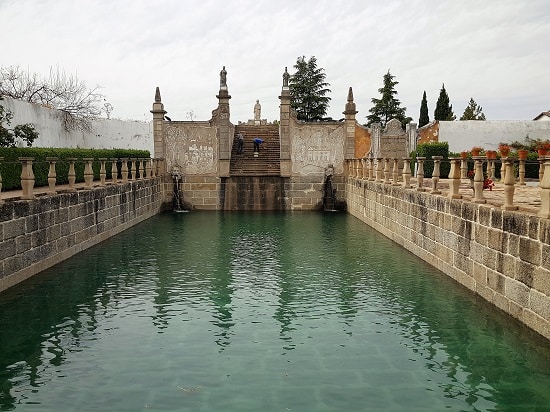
left=254, top=100, right=261, bottom=120
left=220, top=66, right=227, bottom=88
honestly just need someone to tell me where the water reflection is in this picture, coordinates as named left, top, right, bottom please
left=0, top=212, right=549, bottom=411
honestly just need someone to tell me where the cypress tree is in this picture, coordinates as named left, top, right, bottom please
left=434, top=84, right=456, bottom=121
left=419, top=91, right=429, bottom=127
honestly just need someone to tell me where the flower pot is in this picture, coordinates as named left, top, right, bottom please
left=471, top=149, right=481, bottom=157
left=518, top=150, right=528, bottom=160
left=538, top=149, right=547, bottom=157
left=486, top=151, right=496, bottom=160
left=460, top=151, right=468, bottom=159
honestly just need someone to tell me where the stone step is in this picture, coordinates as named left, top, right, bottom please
left=230, top=125, right=280, bottom=176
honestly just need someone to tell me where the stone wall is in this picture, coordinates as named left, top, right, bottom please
left=0, top=178, right=165, bottom=292
left=346, top=178, right=550, bottom=340
left=418, top=120, right=550, bottom=153
left=2, top=97, right=153, bottom=153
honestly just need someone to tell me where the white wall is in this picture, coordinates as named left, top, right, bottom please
left=439, top=120, right=550, bottom=153
left=2, top=97, right=153, bottom=153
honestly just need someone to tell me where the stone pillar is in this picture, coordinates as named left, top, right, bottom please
left=375, top=158, right=383, bottom=182
left=145, top=158, right=152, bottom=179
left=215, top=66, right=232, bottom=177
left=392, top=158, right=399, bottom=186
left=448, top=158, right=462, bottom=199
left=67, top=158, right=77, bottom=192
left=518, top=157, right=526, bottom=185
left=361, top=159, right=368, bottom=180
left=416, top=157, right=426, bottom=192
left=472, top=157, right=486, bottom=203
left=19, top=157, right=35, bottom=200
left=83, top=158, right=94, bottom=189
left=500, top=157, right=507, bottom=181
left=129, top=158, right=136, bottom=181
left=45, top=157, right=57, bottom=195
left=383, top=158, right=390, bottom=184
left=121, top=158, right=129, bottom=183
left=343, top=87, right=358, bottom=160
left=488, top=159, right=496, bottom=180
left=502, top=158, right=518, bottom=211
left=135, top=159, right=141, bottom=180
left=151, top=87, right=167, bottom=175
left=402, top=157, right=411, bottom=189
left=537, top=158, right=550, bottom=218
left=151, top=159, right=156, bottom=178
left=110, top=158, right=118, bottom=183
left=539, top=156, right=545, bottom=181
left=279, top=67, right=292, bottom=177
left=99, top=158, right=107, bottom=186
left=431, top=156, right=442, bottom=195
left=368, top=157, right=375, bottom=181
left=460, top=158, right=468, bottom=179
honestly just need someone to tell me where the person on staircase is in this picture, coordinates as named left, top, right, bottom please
left=253, top=137, right=264, bottom=153
left=236, top=132, right=244, bottom=154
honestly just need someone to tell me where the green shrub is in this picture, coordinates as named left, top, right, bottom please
left=414, top=142, right=450, bottom=178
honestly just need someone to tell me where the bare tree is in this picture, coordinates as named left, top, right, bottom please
left=0, top=65, right=109, bottom=132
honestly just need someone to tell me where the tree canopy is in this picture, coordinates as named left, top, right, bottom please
left=366, top=70, right=411, bottom=127
left=289, top=56, right=331, bottom=122
left=460, top=98, right=486, bottom=120
left=434, top=84, right=456, bottom=121
left=419, top=91, right=430, bottom=127
left=0, top=65, right=108, bottom=132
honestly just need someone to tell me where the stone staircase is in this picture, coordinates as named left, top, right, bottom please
left=230, top=124, right=280, bottom=176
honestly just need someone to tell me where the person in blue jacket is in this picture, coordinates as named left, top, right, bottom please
left=253, top=137, right=264, bottom=153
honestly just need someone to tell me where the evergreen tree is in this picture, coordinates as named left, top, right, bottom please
left=434, top=84, right=456, bottom=121
left=289, top=56, right=331, bottom=121
left=419, top=90, right=430, bottom=127
left=460, top=98, right=486, bottom=120
left=367, top=70, right=412, bottom=127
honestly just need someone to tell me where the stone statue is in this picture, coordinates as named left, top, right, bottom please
left=254, top=100, right=261, bottom=120
left=283, top=67, right=290, bottom=87
left=220, top=66, right=227, bottom=87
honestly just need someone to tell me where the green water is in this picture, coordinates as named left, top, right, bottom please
left=0, top=211, right=549, bottom=412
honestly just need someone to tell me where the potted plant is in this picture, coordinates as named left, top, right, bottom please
left=486, top=150, right=497, bottom=160
left=470, top=146, right=483, bottom=156
left=518, top=149, right=528, bottom=160
left=499, top=144, right=510, bottom=157
left=460, top=151, right=468, bottom=159
left=537, top=141, right=550, bottom=156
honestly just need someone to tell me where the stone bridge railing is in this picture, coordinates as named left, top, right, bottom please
left=346, top=156, right=550, bottom=219
left=0, top=157, right=166, bottom=203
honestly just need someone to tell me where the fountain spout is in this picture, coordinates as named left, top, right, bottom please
left=323, top=164, right=338, bottom=212
left=171, top=166, right=188, bottom=212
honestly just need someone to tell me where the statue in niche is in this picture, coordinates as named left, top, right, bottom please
left=254, top=100, right=261, bottom=120
left=220, top=66, right=227, bottom=87
left=283, top=67, right=290, bottom=87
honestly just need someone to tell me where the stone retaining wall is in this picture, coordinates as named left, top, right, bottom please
left=0, top=178, right=165, bottom=292
left=346, top=178, right=550, bottom=340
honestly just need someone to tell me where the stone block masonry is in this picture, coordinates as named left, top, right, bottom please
left=0, top=179, right=165, bottom=292
left=346, top=178, right=550, bottom=341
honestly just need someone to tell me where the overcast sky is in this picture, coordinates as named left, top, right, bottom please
left=1, top=0, right=549, bottom=125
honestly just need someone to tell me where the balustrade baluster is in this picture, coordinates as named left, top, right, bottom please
left=431, top=156, right=442, bottom=195
left=19, top=157, right=35, bottom=200
left=46, top=157, right=58, bottom=194
left=502, top=158, right=518, bottom=210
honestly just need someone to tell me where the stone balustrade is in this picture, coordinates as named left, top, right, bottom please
left=0, top=157, right=163, bottom=201
left=347, top=156, right=549, bottom=217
